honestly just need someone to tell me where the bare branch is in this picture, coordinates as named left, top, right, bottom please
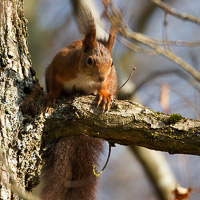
left=118, top=35, right=200, bottom=56
left=152, top=39, right=200, bottom=47
left=44, top=96, right=200, bottom=156
left=123, top=31, right=200, bottom=82
left=162, top=11, right=171, bottom=50
left=102, top=1, right=200, bottom=82
left=150, top=0, right=200, bottom=25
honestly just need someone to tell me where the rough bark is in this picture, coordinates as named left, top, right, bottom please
left=0, top=0, right=44, bottom=199
left=44, top=96, right=200, bottom=156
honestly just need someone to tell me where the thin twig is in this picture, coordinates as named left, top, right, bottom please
left=125, top=31, right=200, bottom=82
left=119, top=35, right=200, bottom=51
left=102, top=0, right=200, bottom=82
left=150, top=0, right=200, bottom=25
left=113, top=66, right=136, bottom=96
left=152, top=39, right=200, bottom=47
left=163, top=11, right=171, bottom=50
left=93, top=142, right=112, bottom=177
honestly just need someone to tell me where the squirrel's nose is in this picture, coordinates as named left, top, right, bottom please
left=98, top=75, right=106, bottom=82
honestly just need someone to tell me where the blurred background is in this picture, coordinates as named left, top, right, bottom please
left=24, top=0, right=200, bottom=199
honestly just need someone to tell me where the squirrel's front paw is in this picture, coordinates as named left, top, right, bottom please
left=97, top=90, right=113, bottom=112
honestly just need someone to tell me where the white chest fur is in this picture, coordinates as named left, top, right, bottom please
left=63, top=74, right=100, bottom=95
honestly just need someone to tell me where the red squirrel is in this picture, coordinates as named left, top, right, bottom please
left=40, top=9, right=117, bottom=200
left=45, top=9, right=117, bottom=112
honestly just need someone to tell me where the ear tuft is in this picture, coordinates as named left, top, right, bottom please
left=77, top=8, right=97, bottom=52
left=106, top=27, right=116, bottom=52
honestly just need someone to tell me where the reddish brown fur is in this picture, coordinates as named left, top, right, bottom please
left=45, top=9, right=117, bottom=111
left=41, top=8, right=117, bottom=200
left=41, top=136, right=104, bottom=200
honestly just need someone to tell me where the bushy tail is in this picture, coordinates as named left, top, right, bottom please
left=40, top=135, right=104, bottom=200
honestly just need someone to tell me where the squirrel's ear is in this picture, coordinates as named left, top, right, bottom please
left=78, top=8, right=97, bottom=52
left=82, top=26, right=97, bottom=52
left=106, top=28, right=116, bottom=52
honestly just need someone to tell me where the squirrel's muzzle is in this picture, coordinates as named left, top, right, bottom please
left=98, top=75, right=106, bottom=82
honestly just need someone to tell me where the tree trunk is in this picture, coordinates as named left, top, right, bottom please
left=0, top=0, right=44, bottom=199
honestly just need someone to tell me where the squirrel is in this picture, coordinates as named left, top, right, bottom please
left=40, top=9, right=117, bottom=200
left=45, top=9, right=117, bottom=112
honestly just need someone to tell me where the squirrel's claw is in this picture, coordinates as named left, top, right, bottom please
left=44, top=94, right=56, bottom=113
left=97, top=90, right=113, bottom=112
left=97, top=95, right=103, bottom=108
left=106, top=95, right=113, bottom=111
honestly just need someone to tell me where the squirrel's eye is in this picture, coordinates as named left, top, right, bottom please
left=111, top=61, right=114, bottom=66
left=87, top=57, right=93, bottom=65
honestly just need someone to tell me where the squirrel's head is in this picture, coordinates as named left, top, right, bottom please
left=80, top=27, right=116, bottom=83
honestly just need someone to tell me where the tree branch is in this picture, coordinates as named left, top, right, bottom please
left=123, top=31, right=200, bottom=82
left=102, top=1, right=200, bottom=82
left=44, top=95, right=200, bottom=156
left=150, top=0, right=200, bottom=25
